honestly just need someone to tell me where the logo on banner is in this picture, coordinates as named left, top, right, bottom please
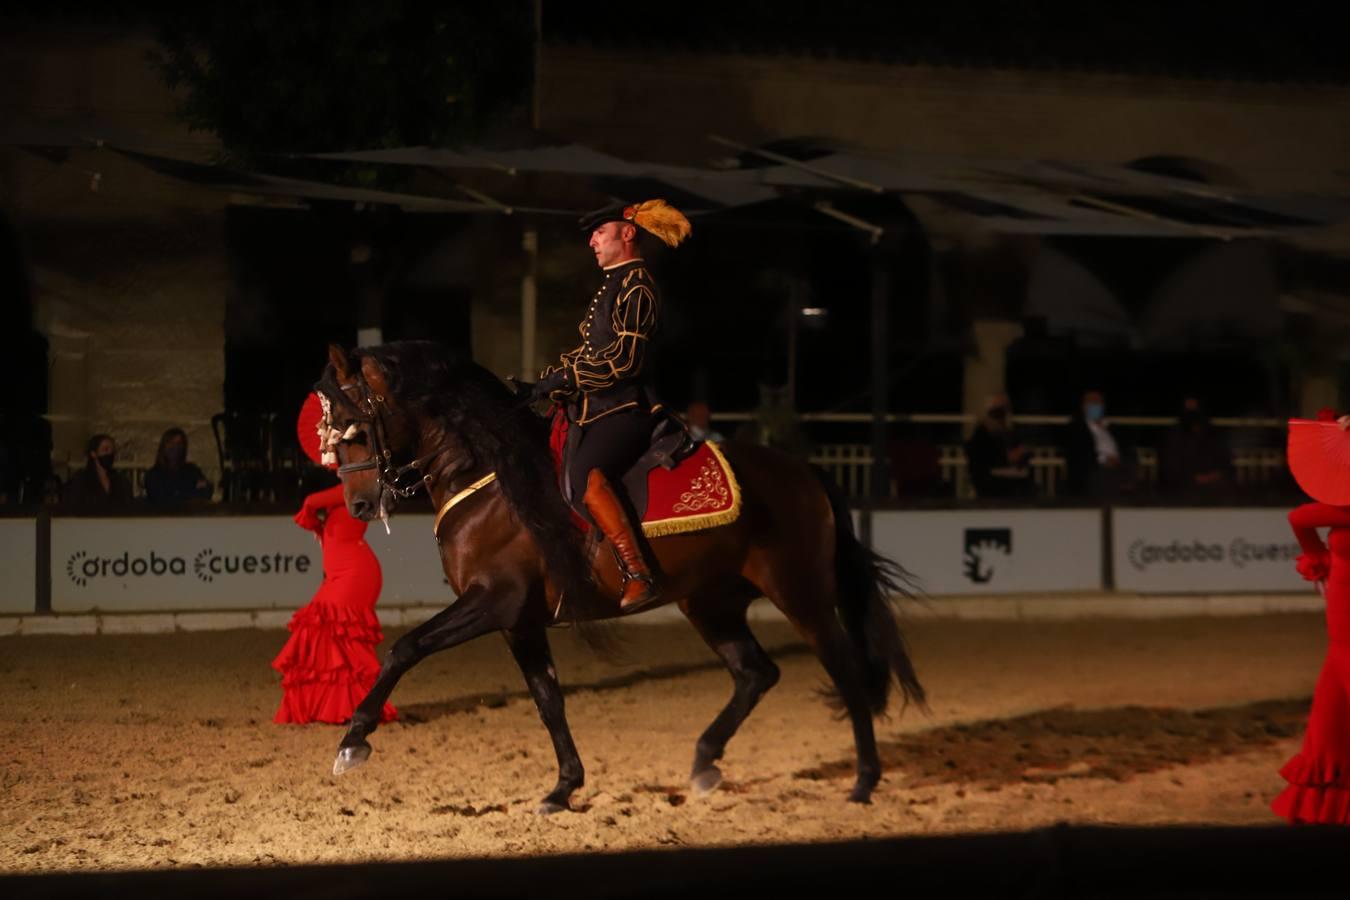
left=65, top=548, right=312, bottom=587
left=963, top=528, right=1012, bottom=584
left=1126, top=538, right=1299, bottom=571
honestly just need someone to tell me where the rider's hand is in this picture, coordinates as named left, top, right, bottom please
left=531, top=369, right=570, bottom=402
left=1338, top=415, right=1350, bottom=431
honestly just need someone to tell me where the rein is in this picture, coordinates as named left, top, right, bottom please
left=333, top=381, right=442, bottom=501
left=328, top=377, right=522, bottom=536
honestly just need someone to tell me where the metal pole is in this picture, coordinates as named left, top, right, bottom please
left=521, top=226, right=539, bottom=377
left=786, top=290, right=798, bottom=410
left=865, top=248, right=890, bottom=548
left=352, top=243, right=382, bottom=346
left=532, top=0, right=543, bottom=132
left=36, top=507, right=51, bottom=614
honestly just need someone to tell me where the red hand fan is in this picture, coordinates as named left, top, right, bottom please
left=1288, top=417, right=1350, bottom=504
left=296, top=392, right=328, bottom=468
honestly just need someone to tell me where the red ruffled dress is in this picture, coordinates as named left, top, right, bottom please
left=272, top=485, right=396, bottom=725
left=1272, top=501, right=1350, bottom=823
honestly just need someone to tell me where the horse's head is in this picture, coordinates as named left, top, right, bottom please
left=317, top=344, right=420, bottom=521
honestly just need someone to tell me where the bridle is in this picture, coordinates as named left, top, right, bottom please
left=331, top=378, right=443, bottom=502
left=323, top=372, right=527, bottom=542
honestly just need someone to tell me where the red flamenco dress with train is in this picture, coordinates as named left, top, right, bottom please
left=1274, top=414, right=1350, bottom=823
left=272, top=485, right=396, bottom=725
left=1272, top=501, right=1350, bottom=823
left=273, top=392, right=395, bottom=725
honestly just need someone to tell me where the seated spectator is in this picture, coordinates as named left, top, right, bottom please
left=734, top=383, right=811, bottom=459
left=965, top=393, right=1034, bottom=498
left=1161, top=397, right=1232, bottom=498
left=145, top=428, right=213, bottom=504
left=62, top=434, right=134, bottom=507
left=682, top=401, right=726, bottom=443
left=1064, top=390, right=1137, bottom=498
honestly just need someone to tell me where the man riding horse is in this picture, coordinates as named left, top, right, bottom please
left=530, top=199, right=692, bottom=613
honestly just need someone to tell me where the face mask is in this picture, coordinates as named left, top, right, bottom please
left=1085, top=402, right=1105, bottom=422
left=97, top=452, right=116, bottom=469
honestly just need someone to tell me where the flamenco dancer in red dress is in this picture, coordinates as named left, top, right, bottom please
left=272, top=393, right=396, bottom=725
left=1274, top=410, right=1350, bottom=823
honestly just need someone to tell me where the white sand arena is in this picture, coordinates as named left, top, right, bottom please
left=0, top=612, right=1324, bottom=871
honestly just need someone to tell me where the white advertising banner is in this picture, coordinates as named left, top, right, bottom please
left=1112, top=508, right=1306, bottom=593
left=869, top=509, right=1103, bottom=596
left=0, top=519, right=37, bottom=614
left=52, top=515, right=452, bottom=613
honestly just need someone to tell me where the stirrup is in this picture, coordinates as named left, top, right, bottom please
left=618, top=573, right=660, bottom=613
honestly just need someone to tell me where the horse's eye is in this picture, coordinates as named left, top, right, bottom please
left=343, top=431, right=369, bottom=447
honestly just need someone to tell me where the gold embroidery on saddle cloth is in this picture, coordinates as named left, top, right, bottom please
left=641, top=440, right=742, bottom=538
left=672, top=456, right=730, bottom=513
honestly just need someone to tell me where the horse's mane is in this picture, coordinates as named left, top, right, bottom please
left=322, top=340, right=610, bottom=640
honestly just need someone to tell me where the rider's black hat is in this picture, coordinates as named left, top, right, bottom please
left=578, top=202, right=630, bottom=233
left=577, top=199, right=691, bottom=248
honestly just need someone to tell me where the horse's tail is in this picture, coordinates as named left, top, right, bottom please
left=814, top=467, right=927, bottom=716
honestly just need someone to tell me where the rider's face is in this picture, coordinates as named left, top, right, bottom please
left=589, top=222, right=635, bottom=268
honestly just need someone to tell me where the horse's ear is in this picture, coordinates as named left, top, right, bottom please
left=361, top=356, right=391, bottom=399
left=328, top=344, right=352, bottom=381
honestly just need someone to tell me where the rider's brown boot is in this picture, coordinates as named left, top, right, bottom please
left=582, top=469, right=659, bottom=612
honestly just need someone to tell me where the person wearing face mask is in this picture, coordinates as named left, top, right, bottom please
left=965, top=393, right=1033, bottom=498
left=1064, top=389, right=1136, bottom=498
left=62, top=433, right=134, bottom=507
left=144, top=428, right=213, bottom=505
left=1161, top=396, right=1232, bottom=499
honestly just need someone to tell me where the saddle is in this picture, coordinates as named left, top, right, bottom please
left=625, top=412, right=700, bottom=517
left=556, top=407, right=699, bottom=520
left=547, top=400, right=741, bottom=541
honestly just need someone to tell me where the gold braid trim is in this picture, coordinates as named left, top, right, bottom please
left=433, top=472, right=498, bottom=540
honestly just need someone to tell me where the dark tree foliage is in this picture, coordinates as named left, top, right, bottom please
left=149, top=2, right=534, bottom=171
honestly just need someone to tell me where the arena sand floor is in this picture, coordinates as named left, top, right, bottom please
left=0, top=613, right=1328, bottom=871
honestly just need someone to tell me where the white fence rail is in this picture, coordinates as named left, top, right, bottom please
left=809, top=444, right=1287, bottom=500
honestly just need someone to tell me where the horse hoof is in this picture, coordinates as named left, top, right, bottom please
left=536, top=800, right=569, bottom=816
left=691, top=767, right=724, bottom=797
left=847, top=785, right=874, bottom=805
left=332, top=741, right=372, bottom=776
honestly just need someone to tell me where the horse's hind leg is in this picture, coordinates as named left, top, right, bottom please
left=503, top=625, right=585, bottom=815
left=752, top=566, right=882, bottom=803
left=681, top=584, right=781, bottom=796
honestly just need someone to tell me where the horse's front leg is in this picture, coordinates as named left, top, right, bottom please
left=504, top=624, right=584, bottom=815
left=333, top=583, right=508, bottom=775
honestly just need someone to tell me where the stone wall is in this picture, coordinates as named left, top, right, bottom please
left=1, top=27, right=228, bottom=487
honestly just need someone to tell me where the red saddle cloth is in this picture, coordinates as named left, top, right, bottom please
left=549, top=411, right=741, bottom=538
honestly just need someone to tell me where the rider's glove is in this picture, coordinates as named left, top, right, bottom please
left=531, top=368, right=573, bottom=401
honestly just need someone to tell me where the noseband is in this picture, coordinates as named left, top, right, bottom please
left=333, top=379, right=440, bottom=501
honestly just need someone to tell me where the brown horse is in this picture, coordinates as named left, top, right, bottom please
left=317, top=340, right=924, bottom=812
